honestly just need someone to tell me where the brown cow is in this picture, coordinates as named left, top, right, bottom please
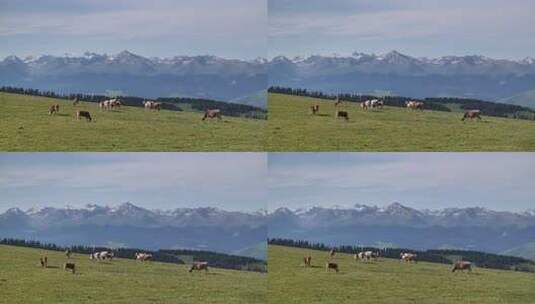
left=406, top=101, right=424, bottom=110
left=76, top=110, right=92, bottom=122
left=64, top=262, right=75, bottom=274
left=400, top=252, right=417, bottom=263
left=189, top=262, right=209, bottom=273
left=462, top=110, right=482, bottom=121
left=326, top=262, right=339, bottom=272
left=452, top=261, right=472, bottom=272
left=49, top=104, right=60, bottom=115
left=40, top=256, right=48, bottom=268
left=335, top=110, right=349, bottom=120
left=143, top=100, right=161, bottom=111
left=202, top=109, right=222, bottom=121
left=310, top=105, right=320, bottom=115
left=304, top=256, right=312, bottom=267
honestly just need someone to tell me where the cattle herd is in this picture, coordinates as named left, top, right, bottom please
left=37, top=250, right=209, bottom=275
left=302, top=249, right=473, bottom=275
left=46, top=98, right=224, bottom=123
left=309, top=97, right=483, bottom=122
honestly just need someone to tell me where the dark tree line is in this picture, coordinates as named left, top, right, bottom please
left=269, top=86, right=535, bottom=120
left=0, top=86, right=266, bottom=119
left=268, top=238, right=535, bottom=273
left=0, top=238, right=266, bottom=272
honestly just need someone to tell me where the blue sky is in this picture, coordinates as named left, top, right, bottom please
left=268, top=153, right=535, bottom=212
left=0, top=153, right=266, bottom=212
left=269, top=0, right=535, bottom=59
left=0, top=0, right=266, bottom=60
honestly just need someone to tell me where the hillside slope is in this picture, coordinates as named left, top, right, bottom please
left=267, top=93, right=535, bottom=151
left=0, top=245, right=266, bottom=304
left=0, top=93, right=265, bottom=151
left=499, top=90, right=535, bottom=109
left=268, top=245, right=535, bottom=304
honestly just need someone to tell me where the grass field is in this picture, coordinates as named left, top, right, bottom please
left=267, top=93, right=535, bottom=151
left=0, top=93, right=265, bottom=151
left=0, top=245, right=266, bottom=304
left=268, top=245, right=535, bottom=304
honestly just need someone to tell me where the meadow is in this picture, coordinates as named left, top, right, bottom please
left=0, top=245, right=266, bottom=304
left=268, top=245, right=535, bottom=304
left=267, top=93, right=535, bottom=151
left=0, top=93, right=265, bottom=151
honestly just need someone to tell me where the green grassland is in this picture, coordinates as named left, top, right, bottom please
left=0, top=245, right=266, bottom=304
left=0, top=93, right=265, bottom=151
left=267, top=93, right=535, bottom=151
left=268, top=245, right=535, bottom=304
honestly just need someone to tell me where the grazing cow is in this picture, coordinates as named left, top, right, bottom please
left=452, top=261, right=472, bottom=273
left=135, top=253, right=153, bottom=262
left=49, top=104, right=60, bottom=115
left=364, top=251, right=379, bottom=261
left=462, top=110, right=482, bottom=121
left=362, top=99, right=383, bottom=110
left=76, top=110, right=92, bottom=122
left=202, top=109, right=222, bottom=121
left=65, top=249, right=71, bottom=259
left=325, top=262, right=339, bottom=272
left=304, top=256, right=312, bottom=267
left=357, top=252, right=365, bottom=261
left=310, top=104, right=320, bottom=115
left=400, top=253, right=418, bottom=263
left=143, top=100, right=161, bottom=111
left=335, top=110, right=349, bottom=120
left=40, top=256, right=48, bottom=268
left=406, top=101, right=424, bottom=110
left=189, top=262, right=209, bottom=273
left=375, top=100, right=384, bottom=109
left=64, top=262, right=76, bottom=274
left=91, top=251, right=113, bottom=261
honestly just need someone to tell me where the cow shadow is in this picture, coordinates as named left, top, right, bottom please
left=316, top=114, right=330, bottom=117
left=55, top=113, right=70, bottom=117
left=46, top=265, right=60, bottom=269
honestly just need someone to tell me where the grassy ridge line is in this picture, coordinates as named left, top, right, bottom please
left=0, top=93, right=265, bottom=151
left=0, top=245, right=266, bottom=304
left=267, top=93, right=535, bottom=151
left=268, top=245, right=535, bottom=304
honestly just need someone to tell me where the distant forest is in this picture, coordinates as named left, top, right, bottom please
left=269, top=86, right=535, bottom=120
left=0, top=238, right=266, bottom=273
left=269, top=238, right=535, bottom=273
left=0, top=86, right=267, bottom=119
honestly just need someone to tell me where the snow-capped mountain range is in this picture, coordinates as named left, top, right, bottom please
left=267, top=203, right=535, bottom=259
left=0, top=51, right=266, bottom=105
left=268, top=51, right=535, bottom=105
left=0, top=203, right=267, bottom=259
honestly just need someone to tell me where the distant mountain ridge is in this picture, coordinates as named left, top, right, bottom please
left=0, top=203, right=267, bottom=259
left=267, top=203, right=535, bottom=260
left=0, top=51, right=266, bottom=107
left=268, top=51, right=535, bottom=106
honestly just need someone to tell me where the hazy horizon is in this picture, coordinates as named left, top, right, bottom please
left=268, top=153, right=535, bottom=212
left=0, top=153, right=266, bottom=213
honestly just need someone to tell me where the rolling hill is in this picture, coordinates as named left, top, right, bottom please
left=0, top=92, right=265, bottom=151
left=267, top=93, right=535, bottom=151
left=0, top=244, right=266, bottom=304
left=268, top=245, right=535, bottom=304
